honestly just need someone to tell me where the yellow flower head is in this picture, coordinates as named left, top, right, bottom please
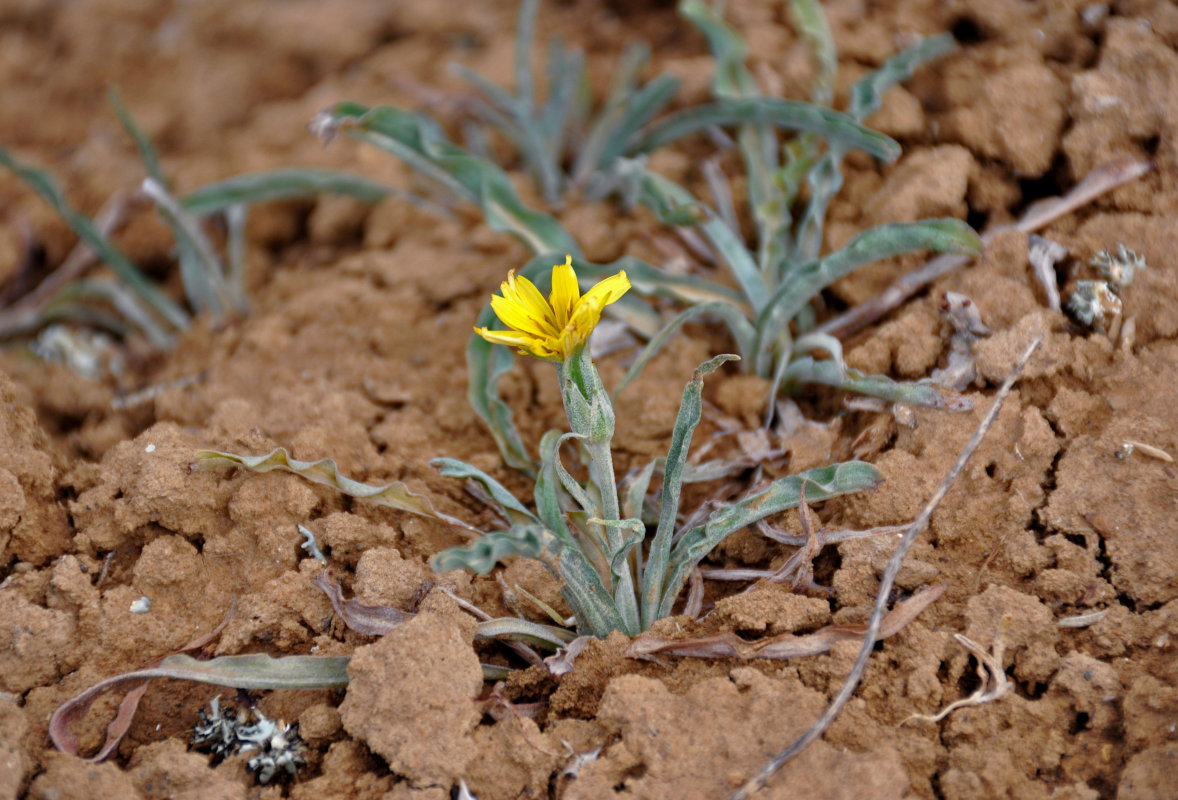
left=475, top=255, right=631, bottom=361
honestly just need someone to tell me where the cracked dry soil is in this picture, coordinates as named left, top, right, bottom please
left=2, top=1, right=1177, bottom=799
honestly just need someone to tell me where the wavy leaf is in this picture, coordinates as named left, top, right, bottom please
left=659, top=461, right=882, bottom=617
left=194, top=447, right=473, bottom=531
left=847, top=34, right=955, bottom=123
left=431, top=457, right=541, bottom=527
left=321, top=102, right=577, bottom=256
left=755, top=219, right=983, bottom=372
left=641, top=355, right=737, bottom=628
left=432, top=526, right=551, bottom=574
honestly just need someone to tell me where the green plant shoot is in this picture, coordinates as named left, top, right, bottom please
left=434, top=257, right=882, bottom=636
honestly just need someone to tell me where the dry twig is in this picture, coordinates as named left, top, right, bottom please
left=815, top=158, right=1151, bottom=340
left=0, top=190, right=137, bottom=338
left=732, top=334, right=1042, bottom=800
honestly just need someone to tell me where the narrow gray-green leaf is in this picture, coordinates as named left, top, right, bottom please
left=788, top=0, right=836, bottom=107
left=467, top=306, right=536, bottom=476
left=182, top=168, right=394, bottom=217
left=781, top=356, right=971, bottom=409
left=142, top=177, right=242, bottom=315
left=225, top=204, right=247, bottom=300
left=622, top=460, right=658, bottom=521
left=431, top=457, right=541, bottom=527
left=630, top=98, right=901, bottom=162
left=537, top=41, right=584, bottom=189
left=592, top=74, right=682, bottom=171
left=452, top=62, right=561, bottom=205
left=558, top=545, right=630, bottom=637
left=793, top=35, right=957, bottom=264
left=660, top=461, right=882, bottom=617
left=574, top=254, right=746, bottom=308
left=31, top=300, right=131, bottom=341
left=551, top=432, right=598, bottom=520
left=47, top=278, right=174, bottom=349
left=682, top=0, right=785, bottom=274
left=638, top=172, right=768, bottom=309
left=514, top=0, right=540, bottom=112
left=324, top=102, right=577, bottom=256
left=432, top=527, right=551, bottom=574
left=679, top=0, right=759, bottom=98
left=695, top=461, right=882, bottom=548
left=641, top=354, right=737, bottom=628
left=571, top=42, right=653, bottom=185
left=613, top=302, right=753, bottom=400
left=755, top=219, right=983, bottom=365
left=194, top=447, right=469, bottom=529
left=848, top=34, right=955, bottom=122
left=534, top=430, right=581, bottom=554
left=176, top=241, right=222, bottom=318
left=0, top=147, right=189, bottom=333
left=476, top=616, right=576, bottom=649
left=108, top=87, right=166, bottom=187
left=147, top=653, right=350, bottom=690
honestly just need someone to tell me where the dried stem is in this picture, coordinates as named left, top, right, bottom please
left=0, top=190, right=137, bottom=338
left=901, top=630, right=1011, bottom=724
left=732, top=334, right=1042, bottom=800
left=816, top=157, right=1151, bottom=340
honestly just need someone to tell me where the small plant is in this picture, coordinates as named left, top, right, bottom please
left=449, top=0, right=680, bottom=208
left=314, top=1, right=979, bottom=471
left=433, top=256, right=881, bottom=636
left=610, top=0, right=981, bottom=416
left=314, top=0, right=895, bottom=218
left=0, top=90, right=400, bottom=354
left=309, top=0, right=948, bottom=470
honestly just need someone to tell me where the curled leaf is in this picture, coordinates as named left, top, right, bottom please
left=313, top=570, right=412, bottom=636
left=51, top=653, right=350, bottom=759
left=194, top=447, right=476, bottom=534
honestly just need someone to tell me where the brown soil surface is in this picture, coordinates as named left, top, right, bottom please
left=3, top=1, right=1178, bottom=798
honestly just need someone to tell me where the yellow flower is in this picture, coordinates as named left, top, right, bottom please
left=475, top=255, right=631, bottom=361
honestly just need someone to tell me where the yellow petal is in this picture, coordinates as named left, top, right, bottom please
left=474, top=327, right=548, bottom=359
left=505, top=271, right=554, bottom=325
left=480, top=265, right=630, bottom=362
left=567, top=302, right=605, bottom=346
left=474, top=326, right=529, bottom=346
left=491, top=293, right=551, bottom=338
left=577, top=270, right=630, bottom=312
left=548, top=255, right=580, bottom=328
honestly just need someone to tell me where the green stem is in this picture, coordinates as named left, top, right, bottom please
left=556, top=350, right=640, bottom=634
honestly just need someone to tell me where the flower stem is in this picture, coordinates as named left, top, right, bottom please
left=557, top=351, right=640, bottom=634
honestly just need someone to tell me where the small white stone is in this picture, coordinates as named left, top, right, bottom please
left=145, top=444, right=156, bottom=453
left=130, top=596, right=152, bottom=613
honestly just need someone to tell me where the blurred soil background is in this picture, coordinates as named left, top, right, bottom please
left=1, top=1, right=1177, bottom=798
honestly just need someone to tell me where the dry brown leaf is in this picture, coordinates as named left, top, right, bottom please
left=313, top=570, right=412, bottom=636
left=626, top=584, right=944, bottom=660
left=51, top=602, right=235, bottom=760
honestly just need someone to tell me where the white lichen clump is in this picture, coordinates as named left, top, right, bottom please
left=1090, top=243, right=1146, bottom=288
left=1066, top=280, right=1122, bottom=332
left=192, top=696, right=306, bottom=784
